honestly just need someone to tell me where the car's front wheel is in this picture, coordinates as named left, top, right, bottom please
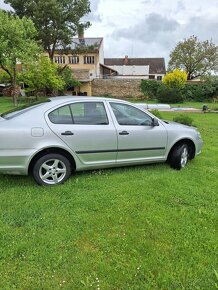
left=32, top=153, right=72, bottom=185
left=169, top=143, right=189, bottom=170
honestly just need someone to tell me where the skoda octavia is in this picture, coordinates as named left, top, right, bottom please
left=0, top=97, right=203, bottom=185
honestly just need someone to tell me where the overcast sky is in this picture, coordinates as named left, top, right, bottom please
left=1, top=0, right=218, bottom=64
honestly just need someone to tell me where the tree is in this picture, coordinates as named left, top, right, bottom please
left=57, top=66, right=80, bottom=91
left=168, top=35, right=218, bottom=80
left=5, top=0, right=91, bottom=61
left=0, top=10, right=40, bottom=105
left=20, top=56, right=65, bottom=97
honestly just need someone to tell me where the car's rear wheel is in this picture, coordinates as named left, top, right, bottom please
left=32, top=153, right=72, bottom=185
left=169, top=143, right=189, bottom=170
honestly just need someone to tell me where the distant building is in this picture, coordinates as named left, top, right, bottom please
left=104, top=56, right=166, bottom=80
left=53, top=36, right=116, bottom=95
left=52, top=33, right=166, bottom=96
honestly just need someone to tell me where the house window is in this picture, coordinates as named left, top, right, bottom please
left=157, top=76, right=162, bottom=81
left=69, top=56, right=79, bottom=64
left=54, top=56, right=65, bottom=64
left=84, top=56, right=95, bottom=64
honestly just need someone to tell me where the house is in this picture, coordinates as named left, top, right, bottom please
left=104, top=56, right=166, bottom=80
left=52, top=34, right=117, bottom=95
left=52, top=34, right=166, bottom=96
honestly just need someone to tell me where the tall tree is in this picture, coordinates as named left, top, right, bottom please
left=0, top=10, right=40, bottom=105
left=5, top=0, right=91, bottom=61
left=168, top=35, right=218, bottom=80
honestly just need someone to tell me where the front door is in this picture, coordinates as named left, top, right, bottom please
left=108, top=102, right=167, bottom=163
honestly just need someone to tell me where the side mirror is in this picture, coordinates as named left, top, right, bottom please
left=152, top=118, right=159, bottom=126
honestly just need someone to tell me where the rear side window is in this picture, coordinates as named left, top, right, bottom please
left=49, top=105, right=72, bottom=124
left=48, top=102, right=109, bottom=125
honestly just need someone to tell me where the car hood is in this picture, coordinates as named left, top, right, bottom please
left=161, top=120, right=195, bottom=130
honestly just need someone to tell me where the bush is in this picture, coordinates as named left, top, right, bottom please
left=183, top=77, right=218, bottom=102
left=150, top=109, right=163, bottom=119
left=173, top=114, right=193, bottom=126
left=156, top=85, right=184, bottom=103
left=140, top=80, right=161, bottom=99
left=163, top=69, right=187, bottom=90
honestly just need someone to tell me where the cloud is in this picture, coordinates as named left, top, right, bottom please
left=105, top=11, right=218, bottom=64
left=84, top=0, right=102, bottom=22
left=176, top=0, right=186, bottom=12
left=113, top=13, right=180, bottom=45
left=182, top=16, right=218, bottom=42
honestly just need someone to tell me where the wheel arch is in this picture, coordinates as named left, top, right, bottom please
left=167, top=138, right=196, bottom=161
left=28, top=147, right=76, bottom=175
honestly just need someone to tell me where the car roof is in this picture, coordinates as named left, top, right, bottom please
left=48, top=96, right=128, bottom=104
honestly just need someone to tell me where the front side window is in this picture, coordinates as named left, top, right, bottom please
left=110, top=102, right=153, bottom=126
left=49, top=102, right=108, bottom=125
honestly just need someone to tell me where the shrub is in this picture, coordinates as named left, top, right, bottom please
left=140, top=80, right=161, bottom=99
left=173, top=114, right=193, bottom=126
left=183, top=77, right=218, bottom=102
left=163, top=69, right=187, bottom=90
left=150, top=109, right=163, bottom=119
left=156, top=85, right=184, bottom=103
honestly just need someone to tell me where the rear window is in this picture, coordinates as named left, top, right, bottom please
left=0, top=99, right=50, bottom=119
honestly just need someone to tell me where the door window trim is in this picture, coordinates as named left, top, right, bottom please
left=109, top=102, right=153, bottom=126
left=48, top=101, right=109, bottom=125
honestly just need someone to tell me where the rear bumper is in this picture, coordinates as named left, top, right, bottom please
left=0, top=149, right=33, bottom=175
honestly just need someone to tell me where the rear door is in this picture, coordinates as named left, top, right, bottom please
left=46, top=101, right=117, bottom=166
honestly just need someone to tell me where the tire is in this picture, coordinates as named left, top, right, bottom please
left=169, top=144, right=189, bottom=170
left=32, top=153, right=72, bottom=185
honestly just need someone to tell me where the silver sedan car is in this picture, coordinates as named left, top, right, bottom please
left=0, top=97, right=203, bottom=185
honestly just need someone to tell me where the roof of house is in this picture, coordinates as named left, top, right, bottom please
left=69, top=37, right=103, bottom=50
left=100, top=63, right=118, bottom=74
left=104, top=58, right=166, bottom=74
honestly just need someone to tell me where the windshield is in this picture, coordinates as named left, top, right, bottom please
left=0, top=99, right=51, bottom=119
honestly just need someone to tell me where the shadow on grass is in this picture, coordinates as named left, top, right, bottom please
left=0, top=162, right=170, bottom=188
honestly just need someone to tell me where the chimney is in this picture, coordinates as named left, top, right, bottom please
left=78, top=25, right=84, bottom=39
left=124, top=55, right=128, bottom=65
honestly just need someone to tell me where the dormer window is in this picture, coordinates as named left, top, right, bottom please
left=84, top=56, right=95, bottom=64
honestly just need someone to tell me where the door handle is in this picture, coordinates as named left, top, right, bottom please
left=119, top=131, right=129, bottom=135
left=61, top=131, right=74, bottom=136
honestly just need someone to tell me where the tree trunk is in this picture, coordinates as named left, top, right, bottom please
left=187, top=72, right=192, bottom=80
left=12, top=65, right=18, bottom=106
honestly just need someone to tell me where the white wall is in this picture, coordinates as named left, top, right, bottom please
left=108, top=65, right=150, bottom=76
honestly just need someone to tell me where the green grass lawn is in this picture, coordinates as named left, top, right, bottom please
left=0, top=98, right=218, bottom=289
